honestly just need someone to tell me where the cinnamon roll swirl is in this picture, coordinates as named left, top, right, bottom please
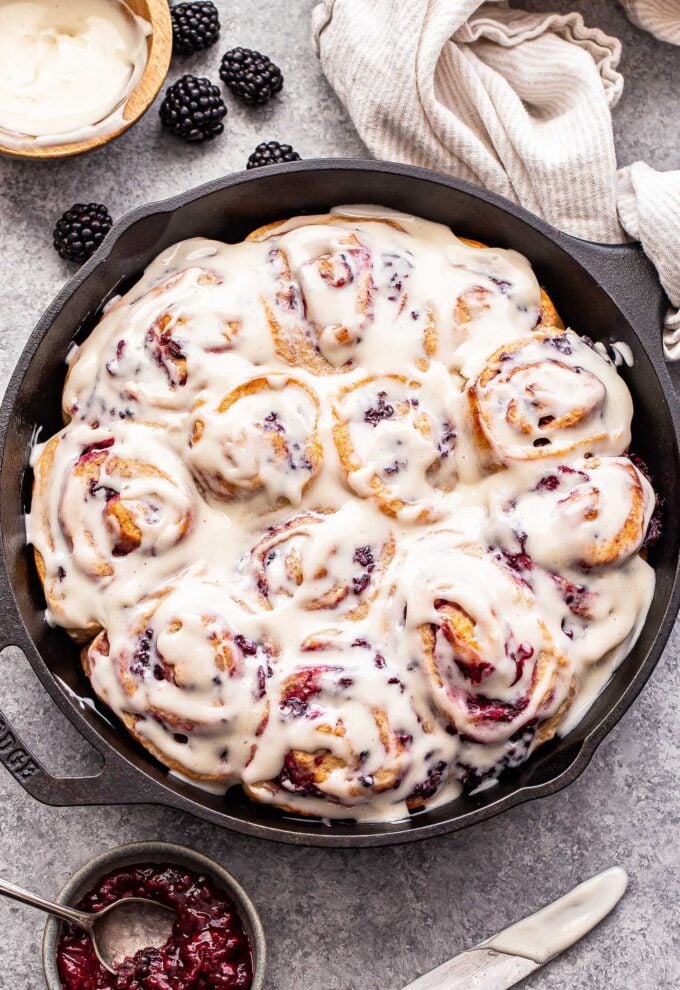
left=446, top=236, right=565, bottom=377
left=453, top=237, right=563, bottom=333
left=63, top=243, right=285, bottom=425
left=468, top=331, right=633, bottom=464
left=245, top=502, right=395, bottom=619
left=243, top=629, right=415, bottom=815
left=332, top=372, right=459, bottom=521
left=84, top=571, right=273, bottom=782
left=551, top=560, right=655, bottom=671
left=399, top=540, right=575, bottom=747
left=257, top=218, right=439, bottom=374
left=489, top=456, right=656, bottom=571
left=187, top=375, right=322, bottom=505
left=29, top=423, right=199, bottom=639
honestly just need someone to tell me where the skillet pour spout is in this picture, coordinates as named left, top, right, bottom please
left=0, top=160, right=678, bottom=846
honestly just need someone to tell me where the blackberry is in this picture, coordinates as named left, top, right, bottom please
left=53, top=203, right=113, bottom=263
left=159, top=74, right=226, bottom=142
left=246, top=141, right=301, bottom=170
left=220, top=47, right=283, bottom=106
left=170, top=2, right=220, bottom=56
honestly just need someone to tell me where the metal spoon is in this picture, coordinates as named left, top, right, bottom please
left=0, top=875, right=176, bottom=973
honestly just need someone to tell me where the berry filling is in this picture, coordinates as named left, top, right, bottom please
left=363, top=391, right=394, bottom=426
left=279, top=667, right=338, bottom=718
left=277, top=751, right=327, bottom=799
left=411, top=760, right=448, bottom=801
left=56, top=863, right=253, bottom=990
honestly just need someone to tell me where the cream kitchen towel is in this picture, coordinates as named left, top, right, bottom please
left=312, top=0, right=680, bottom=357
left=619, top=0, right=680, bottom=43
left=619, top=163, right=680, bottom=356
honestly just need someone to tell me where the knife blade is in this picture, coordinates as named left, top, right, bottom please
left=401, top=866, right=628, bottom=990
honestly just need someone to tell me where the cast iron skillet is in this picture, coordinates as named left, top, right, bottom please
left=0, top=161, right=678, bottom=847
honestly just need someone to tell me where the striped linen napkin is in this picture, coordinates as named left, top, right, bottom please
left=312, top=0, right=680, bottom=357
left=619, top=0, right=680, bottom=43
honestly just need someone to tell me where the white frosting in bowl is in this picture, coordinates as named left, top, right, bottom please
left=0, top=0, right=150, bottom=147
left=27, top=206, right=657, bottom=822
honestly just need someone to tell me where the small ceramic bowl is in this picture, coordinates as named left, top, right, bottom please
left=0, top=0, right=172, bottom=161
left=42, top=841, right=266, bottom=989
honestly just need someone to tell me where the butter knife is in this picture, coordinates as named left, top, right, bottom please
left=402, top=867, right=627, bottom=990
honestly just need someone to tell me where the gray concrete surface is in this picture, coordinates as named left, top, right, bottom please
left=0, top=2, right=678, bottom=987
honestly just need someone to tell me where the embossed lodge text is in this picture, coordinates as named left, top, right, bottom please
left=0, top=718, right=39, bottom=780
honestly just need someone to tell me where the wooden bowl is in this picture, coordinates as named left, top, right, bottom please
left=0, top=0, right=172, bottom=161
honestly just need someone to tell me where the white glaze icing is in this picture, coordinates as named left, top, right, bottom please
left=27, top=207, right=657, bottom=821
left=595, top=339, right=635, bottom=368
left=484, top=866, right=628, bottom=964
left=468, top=330, right=633, bottom=464
left=485, top=456, right=655, bottom=570
left=0, top=0, right=150, bottom=147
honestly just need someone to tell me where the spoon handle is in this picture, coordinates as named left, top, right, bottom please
left=0, top=876, right=93, bottom=932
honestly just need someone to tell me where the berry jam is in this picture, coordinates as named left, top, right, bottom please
left=56, top=863, right=253, bottom=990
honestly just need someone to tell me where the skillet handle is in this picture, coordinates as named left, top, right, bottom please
left=0, top=498, right=176, bottom=809
left=559, top=237, right=680, bottom=395
left=0, top=610, right=170, bottom=807
left=0, top=687, right=166, bottom=807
